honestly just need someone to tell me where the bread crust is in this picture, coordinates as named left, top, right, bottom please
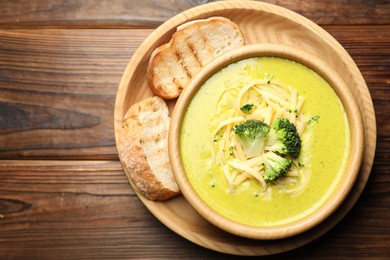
left=118, top=96, right=180, bottom=201
left=147, top=16, right=245, bottom=99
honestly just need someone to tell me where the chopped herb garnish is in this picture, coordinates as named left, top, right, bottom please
left=210, top=179, right=216, bottom=188
left=213, top=132, right=223, bottom=142
left=264, top=72, right=275, bottom=83
left=229, top=146, right=234, bottom=156
left=240, top=103, right=254, bottom=114
left=312, top=115, right=320, bottom=122
left=307, top=115, right=320, bottom=125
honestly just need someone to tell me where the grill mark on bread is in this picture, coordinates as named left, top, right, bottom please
left=198, top=27, right=215, bottom=57
left=187, top=42, right=203, bottom=67
left=175, top=51, right=192, bottom=79
left=142, top=132, right=163, bottom=144
left=171, top=52, right=186, bottom=91
left=172, top=77, right=183, bottom=91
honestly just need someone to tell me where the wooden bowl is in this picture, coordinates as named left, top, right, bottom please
left=168, top=44, right=364, bottom=240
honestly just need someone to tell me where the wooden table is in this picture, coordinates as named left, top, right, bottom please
left=0, top=0, right=389, bottom=259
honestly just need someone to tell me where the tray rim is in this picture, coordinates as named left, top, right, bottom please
left=114, top=0, right=376, bottom=256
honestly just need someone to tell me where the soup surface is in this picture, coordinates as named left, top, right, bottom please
left=180, top=57, right=350, bottom=227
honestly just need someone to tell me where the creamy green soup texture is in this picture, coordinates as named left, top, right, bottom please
left=180, top=57, right=350, bottom=227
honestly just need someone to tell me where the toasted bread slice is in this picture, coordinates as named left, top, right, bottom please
left=147, top=16, right=245, bottom=99
left=118, top=96, right=179, bottom=201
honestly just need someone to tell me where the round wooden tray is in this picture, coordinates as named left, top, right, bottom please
left=114, top=1, right=376, bottom=256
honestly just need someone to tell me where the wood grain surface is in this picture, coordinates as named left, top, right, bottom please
left=0, top=29, right=151, bottom=159
left=0, top=0, right=389, bottom=28
left=0, top=0, right=389, bottom=259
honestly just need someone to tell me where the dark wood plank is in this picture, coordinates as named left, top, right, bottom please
left=0, top=0, right=389, bottom=29
left=0, top=0, right=213, bottom=29
left=325, top=26, right=390, bottom=86
left=324, top=26, right=390, bottom=150
left=267, top=0, right=390, bottom=25
left=0, top=29, right=152, bottom=159
left=0, top=160, right=388, bottom=259
left=0, top=160, right=191, bottom=259
left=1, top=27, right=389, bottom=160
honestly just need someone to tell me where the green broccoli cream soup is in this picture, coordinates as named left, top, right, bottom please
left=180, top=57, right=350, bottom=227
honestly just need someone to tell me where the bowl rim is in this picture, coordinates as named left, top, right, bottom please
left=168, top=43, right=364, bottom=240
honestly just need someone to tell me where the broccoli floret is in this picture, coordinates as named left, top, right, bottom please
left=265, top=118, right=301, bottom=158
left=240, top=103, right=254, bottom=114
left=233, top=120, right=270, bottom=158
left=262, top=152, right=292, bottom=182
